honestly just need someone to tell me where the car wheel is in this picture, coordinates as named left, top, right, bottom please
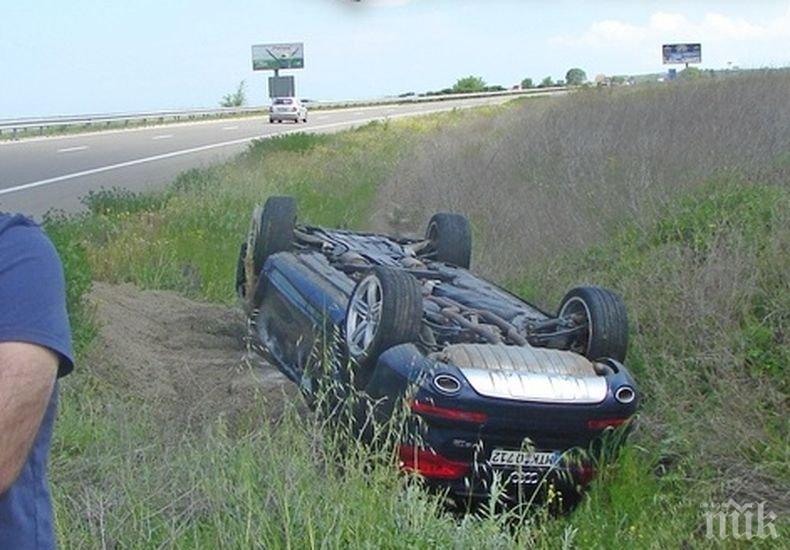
left=557, top=286, right=628, bottom=362
left=345, top=266, right=423, bottom=386
left=269, top=118, right=274, bottom=123
left=425, top=212, right=472, bottom=268
left=246, top=196, right=297, bottom=302
left=235, top=242, right=248, bottom=298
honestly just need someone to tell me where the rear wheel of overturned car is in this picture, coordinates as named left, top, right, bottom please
left=557, top=286, right=628, bottom=363
left=345, top=266, right=423, bottom=388
left=243, top=196, right=296, bottom=305
left=426, top=213, right=472, bottom=268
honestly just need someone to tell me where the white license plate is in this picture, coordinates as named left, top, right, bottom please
left=489, top=449, right=560, bottom=469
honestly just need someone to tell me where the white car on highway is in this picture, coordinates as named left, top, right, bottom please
left=269, top=97, right=308, bottom=124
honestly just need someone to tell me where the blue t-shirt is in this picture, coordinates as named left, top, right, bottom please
left=0, top=214, right=74, bottom=550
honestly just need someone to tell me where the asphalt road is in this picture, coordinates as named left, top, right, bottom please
left=0, top=95, right=526, bottom=218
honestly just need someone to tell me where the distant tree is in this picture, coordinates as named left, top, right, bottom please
left=220, top=80, right=247, bottom=107
left=452, top=75, right=487, bottom=93
left=611, top=75, right=627, bottom=85
left=520, top=77, right=534, bottom=89
left=539, top=76, right=554, bottom=88
left=565, top=67, right=587, bottom=86
left=678, top=67, right=703, bottom=81
left=556, top=80, right=566, bottom=87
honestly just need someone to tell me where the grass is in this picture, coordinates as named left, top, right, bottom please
left=45, top=76, right=788, bottom=547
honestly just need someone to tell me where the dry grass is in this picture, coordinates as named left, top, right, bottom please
left=373, top=72, right=790, bottom=514
left=375, top=72, right=790, bottom=280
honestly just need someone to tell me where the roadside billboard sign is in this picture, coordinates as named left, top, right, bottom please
left=268, top=75, right=295, bottom=98
left=662, top=43, right=701, bottom=65
left=252, top=43, right=304, bottom=70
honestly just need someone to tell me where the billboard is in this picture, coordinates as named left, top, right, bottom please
left=269, top=75, right=295, bottom=98
left=252, top=43, right=304, bottom=70
left=662, top=43, right=701, bottom=65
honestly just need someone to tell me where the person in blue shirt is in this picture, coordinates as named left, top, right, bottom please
left=0, top=213, right=74, bottom=550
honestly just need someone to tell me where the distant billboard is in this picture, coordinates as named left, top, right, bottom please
left=269, top=75, right=295, bottom=98
left=252, top=43, right=304, bottom=70
left=662, top=43, right=701, bottom=65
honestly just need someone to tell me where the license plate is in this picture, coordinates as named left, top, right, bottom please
left=489, top=449, right=560, bottom=469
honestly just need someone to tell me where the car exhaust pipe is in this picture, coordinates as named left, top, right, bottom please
left=614, top=385, right=636, bottom=404
left=433, top=374, right=462, bottom=394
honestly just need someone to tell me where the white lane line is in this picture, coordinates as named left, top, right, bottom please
left=152, top=134, right=173, bottom=140
left=57, top=145, right=88, bottom=153
left=315, top=115, right=329, bottom=120
left=222, top=125, right=239, bottom=130
left=0, top=104, right=488, bottom=197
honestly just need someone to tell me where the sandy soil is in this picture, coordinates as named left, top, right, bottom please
left=85, top=282, right=299, bottom=428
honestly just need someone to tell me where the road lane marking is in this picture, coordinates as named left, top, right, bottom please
left=152, top=134, right=173, bottom=140
left=57, top=145, right=88, bottom=153
left=315, top=115, right=329, bottom=120
left=222, top=125, right=239, bottom=130
left=0, top=104, right=502, bottom=197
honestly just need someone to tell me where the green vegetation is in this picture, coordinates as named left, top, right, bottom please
left=47, top=76, right=788, bottom=546
left=520, top=77, right=534, bottom=89
left=220, top=80, right=247, bottom=107
left=539, top=76, right=554, bottom=88
left=453, top=75, right=488, bottom=93
left=565, top=68, right=587, bottom=86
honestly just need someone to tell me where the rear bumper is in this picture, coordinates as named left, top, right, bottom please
left=364, top=344, right=638, bottom=500
left=270, top=112, right=301, bottom=120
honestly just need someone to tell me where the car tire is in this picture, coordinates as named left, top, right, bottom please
left=248, top=196, right=297, bottom=291
left=426, top=213, right=472, bottom=268
left=557, top=286, right=628, bottom=362
left=269, top=118, right=274, bottom=123
left=345, top=266, right=423, bottom=387
left=235, top=242, right=248, bottom=298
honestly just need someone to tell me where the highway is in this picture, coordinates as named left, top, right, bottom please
left=0, top=95, right=523, bottom=218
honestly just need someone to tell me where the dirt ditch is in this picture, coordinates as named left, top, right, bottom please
left=85, top=282, right=299, bottom=428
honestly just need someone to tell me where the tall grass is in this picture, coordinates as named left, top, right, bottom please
left=375, top=72, right=790, bottom=280
left=374, top=73, right=790, bottom=521
left=46, top=78, right=789, bottom=547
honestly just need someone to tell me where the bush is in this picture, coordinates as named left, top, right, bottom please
left=220, top=80, right=247, bottom=107
left=565, top=68, right=587, bottom=86
left=452, top=75, right=487, bottom=93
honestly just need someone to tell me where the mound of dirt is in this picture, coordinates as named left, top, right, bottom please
left=85, top=283, right=299, bottom=428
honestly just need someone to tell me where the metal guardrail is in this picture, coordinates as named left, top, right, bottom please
left=0, top=87, right=567, bottom=137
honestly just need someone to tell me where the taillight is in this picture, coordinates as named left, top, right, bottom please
left=398, top=445, right=470, bottom=480
left=587, top=417, right=631, bottom=430
left=410, top=400, right=488, bottom=424
left=575, top=463, right=596, bottom=486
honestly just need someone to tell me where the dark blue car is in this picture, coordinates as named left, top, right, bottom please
left=237, top=196, right=639, bottom=508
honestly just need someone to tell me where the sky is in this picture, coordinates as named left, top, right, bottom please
left=1, top=0, right=789, bottom=117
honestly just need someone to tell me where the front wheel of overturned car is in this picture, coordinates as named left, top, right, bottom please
left=244, top=196, right=296, bottom=305
left=558, top=286, right=628, bottom=363
left=345, top=266, right=423, bottom=388
left=235, top=242, right=248, bottom=299
left=425, top=212, right=472, bottom=268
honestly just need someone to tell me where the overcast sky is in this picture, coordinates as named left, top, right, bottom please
left=2, top=0, right=789, bottom=117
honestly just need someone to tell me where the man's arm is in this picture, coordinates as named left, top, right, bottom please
left=0, top=342, right=57, bottom=495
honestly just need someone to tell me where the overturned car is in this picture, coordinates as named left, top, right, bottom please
left=237, top=196, right=639, bottom=506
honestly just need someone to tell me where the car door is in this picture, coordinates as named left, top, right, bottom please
left=256, top=252, right=351, bottom=386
